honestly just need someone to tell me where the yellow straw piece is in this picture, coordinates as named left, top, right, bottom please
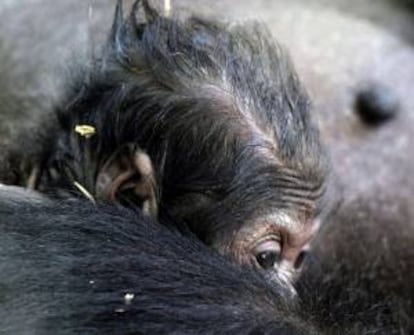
left=73, top=181, right=96, bottom=204
left=74, top=125, right=96, bottom=138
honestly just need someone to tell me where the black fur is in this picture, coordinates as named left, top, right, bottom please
left=0, top=186, right=411, bottom=334
left=0, top=186, right=305, bottom=335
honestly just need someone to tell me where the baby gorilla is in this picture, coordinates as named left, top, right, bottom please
left=23, top=0, right=327, bottom=283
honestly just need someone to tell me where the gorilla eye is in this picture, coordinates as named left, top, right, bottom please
left=253, top=239, right=282, bottom=270
left=256, top=250, right=280, bottom=269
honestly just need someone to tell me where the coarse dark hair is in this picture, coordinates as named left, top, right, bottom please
left=0, top=186, right=407, bottom=335
left=0, top=187, right=305, bottom=335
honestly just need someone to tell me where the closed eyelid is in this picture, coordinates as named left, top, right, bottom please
left=253, top=238, right=282, bottom=254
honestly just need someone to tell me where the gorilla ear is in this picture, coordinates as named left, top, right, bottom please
left=95, top=144, right=158, bottom=217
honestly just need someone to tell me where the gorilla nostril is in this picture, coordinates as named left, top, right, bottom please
left=354, top=82, right=399, bottom=125
left=294, top=250, right=308, bottom=269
